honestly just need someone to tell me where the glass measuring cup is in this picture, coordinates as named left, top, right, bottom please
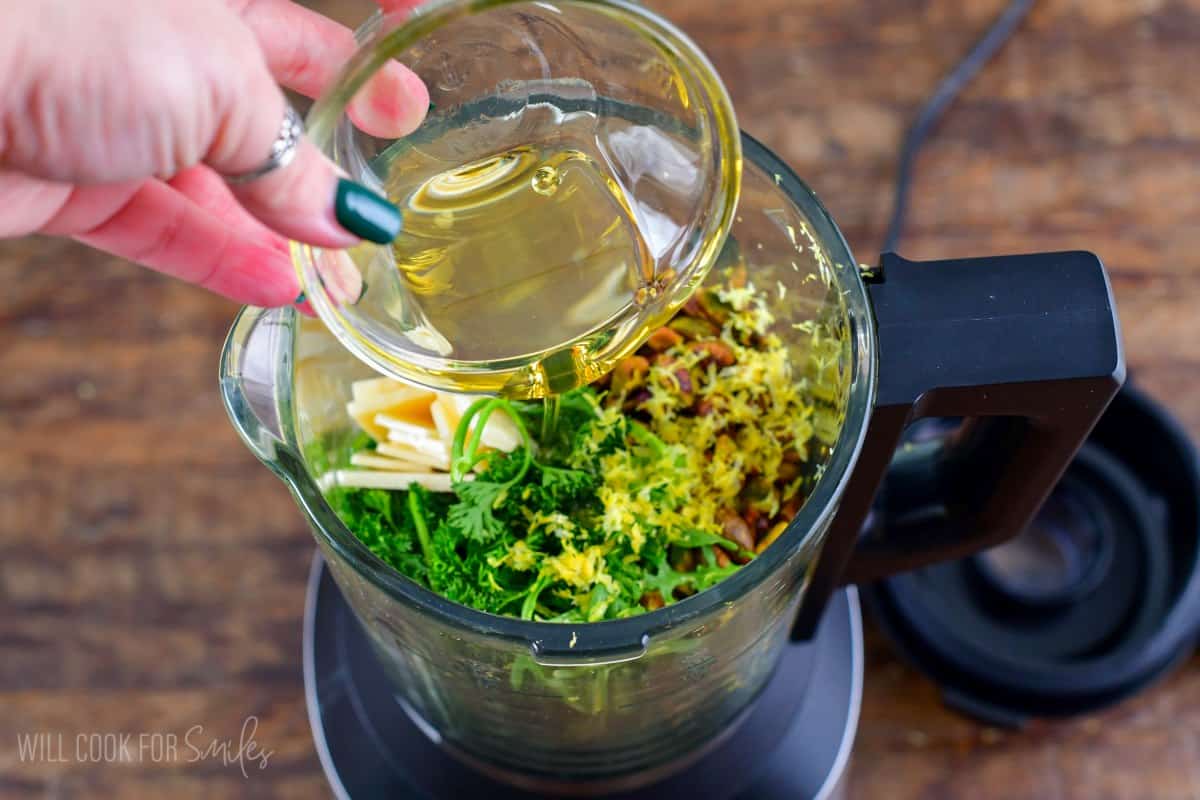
left=223, top=125, right=1122, bottom=791
left=296, top=0, right=741, bottom=397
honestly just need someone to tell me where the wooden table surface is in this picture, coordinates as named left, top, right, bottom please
left=3, top=0, right=1199, bottom=797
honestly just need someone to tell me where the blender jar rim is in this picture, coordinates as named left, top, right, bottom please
left=228, top=134, right=878, bottom=658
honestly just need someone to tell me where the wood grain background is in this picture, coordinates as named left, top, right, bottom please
left=2, top=0, right=1199, bottom=797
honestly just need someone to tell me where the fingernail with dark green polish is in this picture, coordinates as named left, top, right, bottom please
left=294, top=292, right=306, bottom=304
left=335, top=179, right=401, bottom=244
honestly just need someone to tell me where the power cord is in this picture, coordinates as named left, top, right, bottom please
left=881, top=0, right=1037, bottom=254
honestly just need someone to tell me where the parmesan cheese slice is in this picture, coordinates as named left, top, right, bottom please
left=347, top=384, right=432, bottom=414
left=382, top=424, right=448, bottom=462
left=433, top=394, right=521, bottom=452
left=376, top=442, right=451, bottom=470
left=345, top=382, right=435, bottom=442
left=350, top=452, right=434, bottom=472
left=346, top=409, right=390, bottom=443
left=316, top=471, right=338, bottom=492
left=351, top=377, right=405, bottom=403
left=429, top=401, right=494, bottom=473
left=376, top=413, right=441, bottom=442
left=334, top=469, right=465, bottom=493
left=429, top=398, right=455, bottom=444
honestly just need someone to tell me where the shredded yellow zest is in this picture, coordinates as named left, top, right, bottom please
left=543, top=544, right=616, bottom=592
left=487, top=539, right=540, bottom=572
left=496, top=278, right=845, bottom=603
left=526, top=510, right=577, bottom=541
left=589, top=280, right=832, bottom=559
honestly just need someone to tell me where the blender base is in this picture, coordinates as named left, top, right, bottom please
left=303, top=553, right=863, bottom=800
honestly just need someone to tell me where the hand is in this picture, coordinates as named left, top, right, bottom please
left=0, top=0, right=429, bottom=307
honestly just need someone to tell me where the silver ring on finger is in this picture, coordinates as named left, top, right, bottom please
left=222, top=104, right=304, bottom=186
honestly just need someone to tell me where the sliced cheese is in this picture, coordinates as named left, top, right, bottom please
left=347, top=383, right=432, bottom=413
left=316, top=470, right=338, bottom=493
left=345, top=381, right=436, bottom=442
left=482, top=413, right=522, bottom=452
left=430, top=399, right=454, bottom=443
left=350, top=452, right=435, bottom=472
left=383, top=425, right=449, bottom=462
left=334, top=469, right=465, bottom=493
left=347, top=408, right=390, bottom=443
left=345, top=374, right=521, bottom=454
left=351, top=377, right=408, bottom=403
left=433, top=393, right=521, bottom=453
left=429, top=400, right=492, bottom=473
left=377, top=442, right=451, bottom=470
left=383, top=395, right=437, bottom=427
left=376, top=413, right=440, bottom=441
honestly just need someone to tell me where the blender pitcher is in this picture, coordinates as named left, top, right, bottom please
left=220, top=0, right=1124, bottom=792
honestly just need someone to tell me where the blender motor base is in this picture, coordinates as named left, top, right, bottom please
left=303, top=554, right=862, bottom=800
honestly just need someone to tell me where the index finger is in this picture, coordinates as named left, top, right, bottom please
left=75, top=179, right=299, bottom=307
left=238, top=0, right=428, bottom=138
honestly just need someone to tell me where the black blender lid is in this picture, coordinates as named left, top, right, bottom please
left=864, top=382, right=1200, bottom=727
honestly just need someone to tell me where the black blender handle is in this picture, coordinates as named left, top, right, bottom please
left=792, top=251, right=1125, bottom=639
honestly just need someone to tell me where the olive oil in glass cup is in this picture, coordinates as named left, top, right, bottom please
left=295, top=0, right=742, bottom=398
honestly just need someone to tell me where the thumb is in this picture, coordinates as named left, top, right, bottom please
left=202, top=65, right=400, bottom=248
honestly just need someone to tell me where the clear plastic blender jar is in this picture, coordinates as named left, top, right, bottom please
left=222, top=0, right=1123, bottom=791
